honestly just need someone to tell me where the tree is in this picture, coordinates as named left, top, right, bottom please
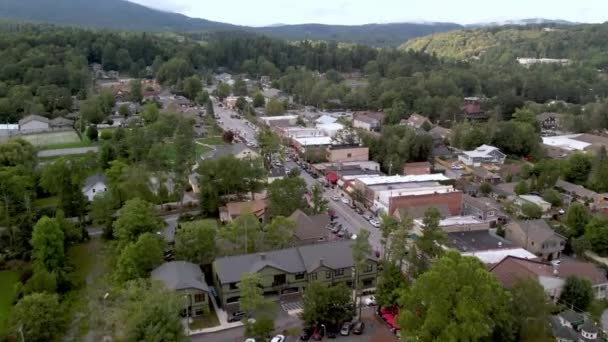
left=352, top=230, right=371, bottom=319
left=205, top=100, right=214, bottom=117
left=141, top=103, right=159, bottom=124
left=397, top=251, right=512, bottom=341
left=379, top=214, right=399, bottom=260
left=584, top=216, right=608, bottom=255
left=31, top=216, right=65, bottom=272
left=222, top=130, right=235, bottom=143
left=40, top=157, right=88, bottom=216
left=232, top=79, right=248, bottom=96
left=256, top=128, right=282, bottom=170
left=416, top=208, right=447, bottom=259
left=129, top=79, right=143, bottom=103
left=564, top=203, right=591, bottom=237
left=542, top=189, right=561, bottom=207
left=156, top=57, right=193, bottom=86
left=563, top=153, right=592, bottom=184
left=302, top=282, right=352, bottom=327
left=119, top=103, right=130, bottom=117
left=174, top=220, right=217, bottom=265
left=310, top=184, right=328, bottom=215
left=113, top=198, right=163, bottom=244
left=267, top=176, right=308, bottom=217
left=219, top=213, right=262, bottom=255
left=195, top=90, right=209, bottom=105
left=253, top=92, right=265, bottom=107
left=86, top=125, right=99, bottom=141
left=9, top=293, right=65, bottom=342
left=388, top=215, right=413, bottom=267
left=376, top=262, right=407, bottom=308
left=115, top=233, right=165, bottom=282
left=89, top=191, right=117, bottom=238
left=0, top=138, right=36, bottom=168
left=80, top=96, right=105, bottom=124
left=514, top=180, right=529, bottom=195
left=216, top=83, right=231, bottom=100
left=262, top=216, right=296, bottom=250
left=265, top=98, right=285, bottom=116
left=479, top=182, right=492, bottom=195
left=521, top=202, right=543, bottom=219
left=239, top=273, right=277, bottom=339
left=183, top=75, right=202, bottom=100
left=560, top=276, right=594, bottom=311
left=510, top=279, right=554, bottom=342
left=235, top=97, right=248, bottom=112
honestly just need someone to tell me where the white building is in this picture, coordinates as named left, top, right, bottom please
left=316, top=123, right=344, bottom=138
left=458, top=145, right=506, bottom=166
left=260, top=115, right=299, bottom=126
left=82, top=174, right=107, bottom=201
left=542, top=134, right=591, bottom=152
left=19, top=115, right=50, bottom=132
left=516, top=195, right=552, bottom=213
left=462, top=248, right=538, bottom=265
left=315, top=115, right=338, bottom=125
left=517, top=58, right=570, bottom=66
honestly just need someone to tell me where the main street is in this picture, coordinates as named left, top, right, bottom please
left=212, top=99, right=258, bottom=144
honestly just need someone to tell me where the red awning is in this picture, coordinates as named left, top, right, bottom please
left=325, top=172, right=338, bottom=183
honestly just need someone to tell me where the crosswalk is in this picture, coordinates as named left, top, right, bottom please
left=281, top=301, right=303, bottom=316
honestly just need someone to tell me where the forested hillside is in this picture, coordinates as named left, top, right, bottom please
left=401, top=23, right=608, bottom=68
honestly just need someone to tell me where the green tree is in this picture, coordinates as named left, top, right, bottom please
left=389, top=215, right=413, bottom=267
left=119, top=103, right=130, bottom=117
left=9, top=293, right=65, bottom=342
left=563, top=153, right=592, bottom=184
left=416, top=208, right=447, bottom=259
left=510, top=279, right=554, bottom=342
left=239, top=273, right=277, bottom=339
left=80, top=96, right=105, bottom=124
left=564, top=203, right=591, bottom=237
left=21, top=268, right=58, bottom=296
left=376, top=262, right=407, bottom=308
left=542, top=189, right=561, bottom=207
left=86, top=125, right=99, bottom=141
left=183, top=75, right=202, bottom=100
left=205, top=99, right=215, bottom=117
left=195, top=90, right=209, bottom=105
left=113, top=198, right=163, bottom=243
left=479, top=182, right=492, bottom=195
left=397, top=251, right=512, bottom=341
left=559, top=276, right=594, bottom=311
left=31, top=216, right=65, bottom=272
left=253, top=92, right=265, bottom=107
left=174, top=220, right=217, bottom=265
left=40, top=157, right=89, bottom=216
left=256, top=128, right=282, bottom=170
left=584, top=216, right=608, bottom=255
left=0, top=138, right=36, bottom=168
left=232, top=79, right=248, bottom=96
left=141, top=103, right=160, bottom=124
left=310, top=184, right=328, bottom=215
left=515, top=180, right=529, bottom=195
left=262, top=216, right=296, bottom=250
left=352, top=230, right=371, bottom=319
left=265, top=98, right=285, bottom=116
left=521, top=202, right=543, bottom=219
left=129, top=79, right=143, bottom=103
left=302, top=282, right=352, bottom=327
left=379, top=214, right=399, bottom=260
left=115, top=233, right=165, bottom=282
left=216, top=83, right=231, bottom=100
left=218, top=213, right=262, bottom=255
left=89, top=191, right=117, bottom=238
left=235, top=97, right=248, bottom=112
left=267, top=176, right=308, bottom=217
left=156, top=57, right=193, bottom=86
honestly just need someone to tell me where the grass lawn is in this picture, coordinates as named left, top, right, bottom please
left=195, top=144, right=213, bottom=157
left=589, top=299, right=608, bottom=321
left=196, top=136, right=224, bottom=145
left=33, top=196, right=59, bottom=208
left=40, top=140, right=93, bottom=150
left=189, top=304, right=220, bottom=330
left=21, top=131, right=81, bottom=147
left=0, top=271, right=19, bottom=336
left=67, top=239, right=102, bottom=286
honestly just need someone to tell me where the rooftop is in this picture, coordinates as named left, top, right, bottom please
left=461, top=144, right=502, bottom=158
left=542, top=134, right=591, bottom=151
left=447, top=230, right=512, bottom=252
left=462, top=248, right=537, bottom=264
left=357, top=174, right=449, bottom=186
left=289, top=209, right=329, bottom=241
left=509, top=219, right=561, bottom=243
left=151, top=261, right=209, bottom=292
left=555, top=179, right=599, bottom=199
left=293, top=136, right=333, bottom=146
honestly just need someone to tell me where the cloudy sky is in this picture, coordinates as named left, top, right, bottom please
left=127, top=0, right=607, bottom=26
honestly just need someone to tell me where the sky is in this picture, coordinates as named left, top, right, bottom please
left=127, top=0, right=608, bottom=27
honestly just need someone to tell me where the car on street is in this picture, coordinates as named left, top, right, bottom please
left=227, top=311, right=249, bottom=322
left=331, top=224, right=343, bottom=233
left=331, top=195, right=340, bottom=201
left=340, top=197, right=350, bottom=205
left=354, top=207, right=363, bottom=215
left=364, top=296, right=377, bottom=306
left=369, top=219, right=381, bottom=228
left=271, top=335, right=285, bottom=342
left=450, top=163, right=464, bottom=170
left=337, top=228, right=348, bottom=237
left=340, top=322, right=352, bottom=336
left=352, top=321, right=365, bottom=335
left=363, top=213, right=373, bottom=221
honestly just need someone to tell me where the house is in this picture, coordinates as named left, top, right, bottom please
left=462, top=195, right=503, bottom=225
left=260, top=115, right=299, bottom=127
left=491, top=255, right=608, bottom=300
left=428, top=126, right=451, bottom=145
left=555, top=179, right=603, bottom=206
left=537, top=112, right=561, bottom=130
left=268, top=166, right=286, bottom=183
left=0, top=124, right=19, bottom=137
left=549, top=310, right=599, bottom=342
left=403, top=113, right=431, bottom=130
left=469, top=167, right=501, bottom=184
left=82, top=174, right=107, bottom=201
left=353, top=112, right=384, bottom=132
left=151, top=261, right=210, bottom=317
left=202, top=143, right=259, bottom=160
left=289, top=209, right=329, bottom=245
left=458, top=145, right=506, bottom=166
left=543, top=133, right=608, bottom=156
left=516, top=195, right=552, bottom=213
left=18, top=115, right=50, bottom=132
left=262, top=88, right=283, bottom=101
left=326, top=145, right=369, bottom=163
left=315, top=115, right=338, bottom=125
left=445, top=229, right=538, bottom=264
left=212, top=240, right=379, bottom=312
left=220, top=199, right=267, bottom=223
left=49, top=117, right=74, bottom=129
left=505, top=220, right=565, bottom=260
left=403, top=161, right=431, bottom=176
left=462, top=97, right=488, bottom=121
left=492, top=182, right=518, bottom=200
left=316, top=123, right=344, bottom=138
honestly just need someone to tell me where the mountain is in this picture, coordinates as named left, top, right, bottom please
left=468, top=18, right=579, bottom=28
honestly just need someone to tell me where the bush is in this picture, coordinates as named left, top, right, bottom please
left=99, top=129, right=113, bottom=140
left=86, top=125, right=99, bottom=141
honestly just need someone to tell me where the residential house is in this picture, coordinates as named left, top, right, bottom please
left=428, top=126, right=451, bottom=145
left=505, top=220, right=565, bottom=260
left=462, top=97, right=488, bottom=121
left=353, top=112, right=384, bottom=132
left=151, top=261, right=210, bottom=316
left=18, top=114, right=50, bottom=132
left=403, top=161, right=431, bottom=176
left=462, top=195, right=503, bottom=225
left=537, top=112, right=561, bottom=130
left=81, top=174, right=107, bottom=201
left=446, top=229, right=537, bottom=265
left=201, top=143, right=259, bottom=160
left=491, top=255, right=608, bottom=300
left=458, top=145, right=506, bottom=166
left=268, top=166, right=286, bottom=183
left=549, top=310, right=599, bottom=342
left=289, top=209, right=329, bottom=245
left=516, top=195, right=552, bottom=213
left=212, top=240, right=379, bottom=313
left=260, top=115, right=299, bottom=127
left=402, top=113, right=431, bottom=130
left=554, top=179, right=608, bottom=210
left=219, top=199, right=267, bottom=223
left=326, top=145, right=369, bottom=163
left=262, top=88, right=284, bottom=102
left=492, top=182, right=518, bottom=200
left=315, top=115, right=338, bottom=125
left=469, top=167, right=501, bottom=184
left=49, top=117, right=74, bottom=129
left=316, top=123, right=344, bottom=137
left=543, top=133, right=608, bottom=156
left=0, top=124, right=19, bottom=138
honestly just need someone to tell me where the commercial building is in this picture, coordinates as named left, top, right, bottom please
left=326, top=145, right=369, bottom=163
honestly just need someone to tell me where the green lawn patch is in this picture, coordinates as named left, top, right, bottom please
left=0, top=271, right=19, bottom=336
left=33, top=196, right=59, bottom=208
left=41, top=140, right=93, bottom=150
left=589, top=299, right=608, bottom=322
left=188, top=304, right=220, bottom=330
left=67, top=239, right=102, bottom=287
left=195, top=144, right=213, bottom=157
left=196, top=136, right=224, bottom=145
left=22, top=131, right=81, bottom=147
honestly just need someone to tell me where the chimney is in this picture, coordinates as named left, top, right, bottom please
left=260, top=253, right=266, bottom=260
left=319, top=258, right=324, bottom=266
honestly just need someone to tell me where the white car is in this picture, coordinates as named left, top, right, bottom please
left=364, top=296, right=377, bottom=306
left=451, top=163, right=464, bottom=170
left=245, top=339, right=256, bottom=342
left=331, top=195, right=340, bottom=201
left=341, top=197, right=350, bottom=205
left=270, top=335, right=285, bottom=342
left=369, top=219, right=380, bottom=228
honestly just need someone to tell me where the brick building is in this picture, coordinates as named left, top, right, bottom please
left=388, top=191, right=463, bottom=217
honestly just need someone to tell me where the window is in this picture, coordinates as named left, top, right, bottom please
left=326, top=271, right=332, bottom=279
left=229, top=282, right=238, bottom=290
left=364, top=264, right=373, bottom=273
left=347, top=153, right=352, bottom=158
left=295, top=272, right=305, bottom=280
left=335, top=268, right=344, bottom=276
left=362, top=279, right=373, bottom=287
left=92, top=189, right=96, bottom=193
left=310, top=272, right=317, bottom=281
left=487, top=210, right=495, bottom=216
left=194, top=293, right=205, bottom=303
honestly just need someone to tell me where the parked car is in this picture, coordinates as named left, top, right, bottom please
left=271, top=335, right=285, bottom=342
left=363, top=213, right=373, bottom=221
left=352, top=321, right=365, bottom=335
left=354, top=207, right=363, bottom=215
left=331, top=195, right=340, bottom=201
left=331, top=224, right=343, bottom=233
left=369, top=219, right=380, bottom=228
left=341, top=197, right=350, bottom=205
left=337, top=228, right=348, bottom=238
left=227, top=311, right=249, bottom=322
left=340, top=322, right=352, bottom=336
left=364, top=296, right=377, bottom=306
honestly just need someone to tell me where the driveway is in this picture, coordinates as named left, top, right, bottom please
left=38, top=146, right=99, bottom=157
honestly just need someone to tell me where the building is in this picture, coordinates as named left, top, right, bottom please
left=81, top=174, right=107, bottom=201
left=292, top=136, right=333, bottom=157
left=315, top=115, right=338, bottom=125
left=49, top=117, right=74, bottom=129
left=543, top=133, right=608, bottom=156
left=353, top=112, right=384, bottom=132
left=516, top=195, right=552, bottom=213
left=219, top=199, right=267, bottom=223
left=549, top=310, right=599, bottom=342
left=260, top=115, right=299, bottom=127
left=0, top=124, right=19, bottom=138
left=458, top=145, right=506, bottom=166
left=491, top=256, right=608, bottom=300
left=517, top=58, right=570, bottom=67
left=537, top=112, right=561, bottom=130
left=18, top=115, right=50, bottom=132
left=268, top=166, right=286, bottom=184
left=402, top=113, right=431, bottom=130
left=462, top=97, right=488, bottom=121
left=289, top=209, right=330, bottom=245
left=428, top=126, right=451, bottom=144
left=316, top=123, right=344, bottom=137
left=492, top=182, right=518, bottom=200
left=403, top=161, right=431, bottom=176
left=462, top=195, right=503, bottom=224
left=469, top=167, right=501, bottom=184
left=505, top=220, right=565, bottom=260
left=212, top=240, right=379, bottom=312
left=201, top=143, right=259, bottom=160
left=394, top=203, right=451, bottom=221
left=151, top=261, right=210, bottom=317
left=554, top=180, right=608, bottom=210
left=388, top=192, right=462, bottom=218
left=326, top=145, right=369, bottom=163
left=445, top=230, right=537, bottom=264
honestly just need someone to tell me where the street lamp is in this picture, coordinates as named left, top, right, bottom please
left=321, top=324, right=326, bottom=337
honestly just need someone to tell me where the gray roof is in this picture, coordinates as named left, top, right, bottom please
left=463, top=195, right=501, bottom=212
left=151, top=261, right=209, bottom=292
left=559, top=309, right=584, bottom=325
left=202, top=143, right=252, bottom=160
left=19, top=114, right=49, bottom=125
left=82, top=173, right=107, bottom=193
left=555, top=179, right=598, bottom=199
left=289, top=209, right=329, bottom=241
left=49, top=117, right=74, bottom=127
left=580, top=319, right=599, bottom=334
left=269, top=166, right=286, bottom=178
left=514, top=219, right=564, bottom=244
left=447, top=230, right=512, bottom=252
left=549, top=315, right=578, bottom=341
left=214, top=240, right=375, bottom=284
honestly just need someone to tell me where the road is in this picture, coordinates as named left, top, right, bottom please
left=38, top=146, right=99, bottom=157
left=212, top=100, right=258, bottom=144
left=286, top=160, right=382, bottom=252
